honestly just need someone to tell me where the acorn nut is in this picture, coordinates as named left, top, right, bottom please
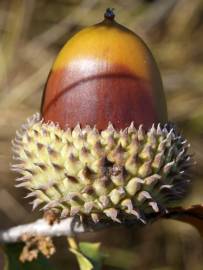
left=12, top=9, right=192, bottom=224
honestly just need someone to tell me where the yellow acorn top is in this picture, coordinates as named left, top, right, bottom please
left=53, top=9, right=161, bottom=82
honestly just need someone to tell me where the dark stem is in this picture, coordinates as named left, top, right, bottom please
left=104, top=8, right=115, bottom=20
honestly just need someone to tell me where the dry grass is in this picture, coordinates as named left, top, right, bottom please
left=0, top=0, right=203, bottom=269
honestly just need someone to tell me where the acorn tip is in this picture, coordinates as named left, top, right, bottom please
left=104, top=8, right=115, bottom=20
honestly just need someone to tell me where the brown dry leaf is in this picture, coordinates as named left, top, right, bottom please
left=165, top=205, right=203, bottom=237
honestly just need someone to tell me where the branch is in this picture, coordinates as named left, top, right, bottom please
left=0, top=217, right=85, bottom=243
left=0, top=211, right=175, bottom=243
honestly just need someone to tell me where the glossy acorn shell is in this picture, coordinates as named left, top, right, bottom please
left=41, top=18, right=167, bottom=130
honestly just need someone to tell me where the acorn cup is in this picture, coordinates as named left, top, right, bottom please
left=12, top=9, right=192, bottom=225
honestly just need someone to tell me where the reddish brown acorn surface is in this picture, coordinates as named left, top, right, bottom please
left=41, top=9, right=167, bottom=130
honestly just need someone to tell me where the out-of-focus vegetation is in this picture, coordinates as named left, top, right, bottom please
left=0, top=0, right=203, bottom=269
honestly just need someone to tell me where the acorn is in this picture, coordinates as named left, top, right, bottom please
left=41, top=8, right=167, bottom=130
left=12, top=9, right=192, bottom=224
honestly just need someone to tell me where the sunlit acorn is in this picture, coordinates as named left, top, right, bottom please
left=12, top=9, right=192, bottom=224
left=41, top=8, right=167, bottom=130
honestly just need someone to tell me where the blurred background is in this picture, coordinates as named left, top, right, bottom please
left=0, top=0, right=203, bottom=269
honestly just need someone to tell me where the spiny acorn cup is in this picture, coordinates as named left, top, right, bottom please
left=12, top=9, right=192, bottom=224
